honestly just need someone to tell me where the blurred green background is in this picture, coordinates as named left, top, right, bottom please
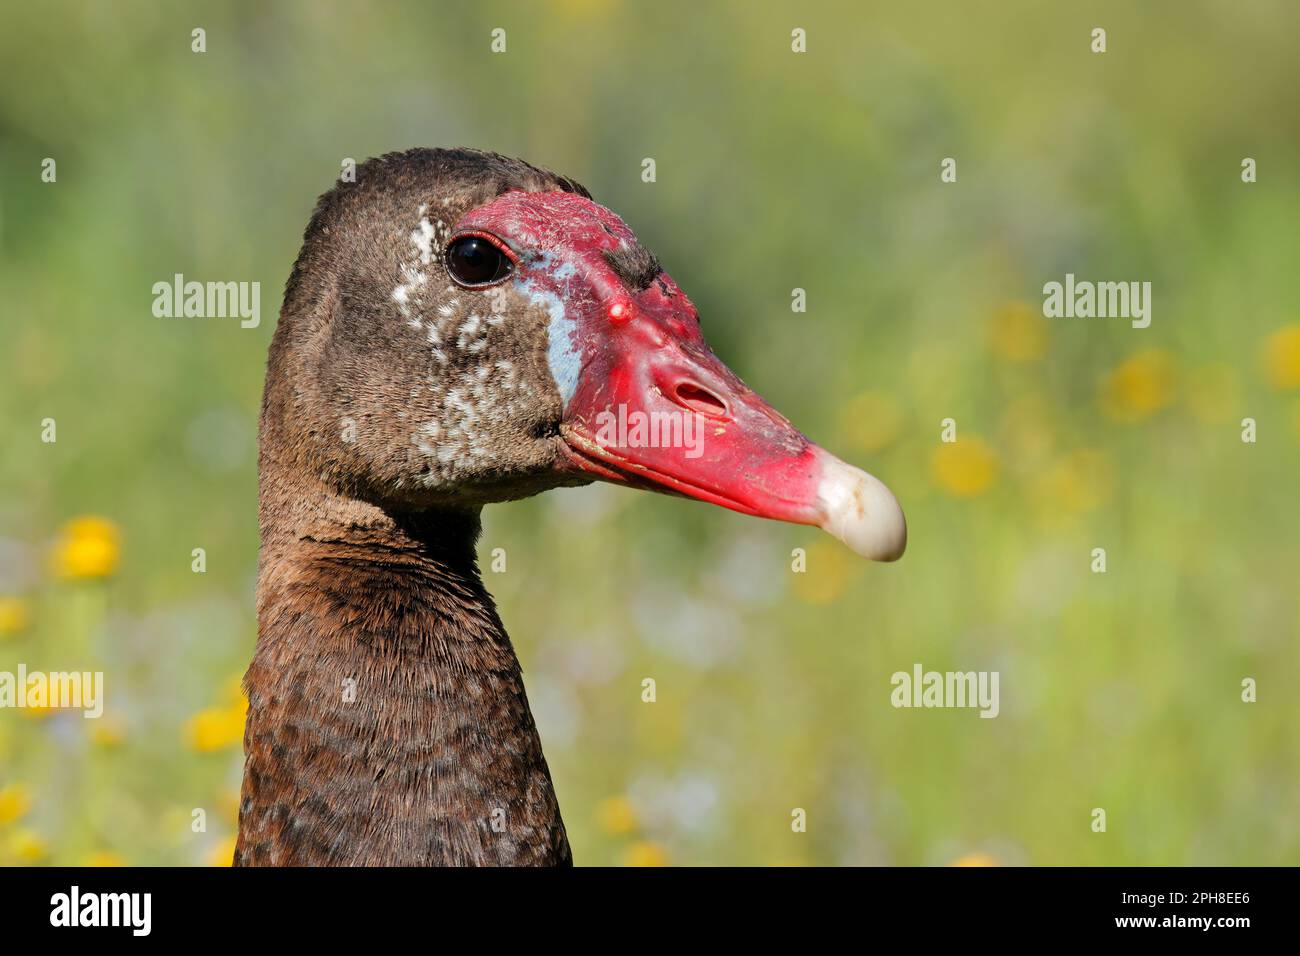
left=2, top=0, right=1299, bottom=866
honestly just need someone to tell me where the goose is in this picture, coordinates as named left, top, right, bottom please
left=235, top=147, right=906, bottom=866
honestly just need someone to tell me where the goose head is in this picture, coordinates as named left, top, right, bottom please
left=267, top=148, right=905, bottom=561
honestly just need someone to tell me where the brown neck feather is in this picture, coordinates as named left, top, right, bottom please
left=235, top=474, right=570, bottom=866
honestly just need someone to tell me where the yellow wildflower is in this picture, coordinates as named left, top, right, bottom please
left=90, top=718, right=126, bottom=749
left=19, top=702, right=52, bottom=722
left=988, top=301, right=1048, bottom=363
left=1262, top=324, right=1300, bottom=390
left=931, top=437, right=999, bottom=497
left=53, top=516, right=121, bottom=579
left=623, top=840, right=669, bottom=867
left=596, top=796, right=638, bottom=836
left=1098, top=348, right=1178, bottom=423
left=0, top=784, right=31, bottom=825
left=0, top=596, right=30, bottom=637
left=207, top=836, right=237, bottom=867
left=84, top=851, right=127, bottom=867
left=951, top=852, right=998, bottom=867
left=185, top=698, right=248, bottom=753
left=10, top=828, right=48, bottom=863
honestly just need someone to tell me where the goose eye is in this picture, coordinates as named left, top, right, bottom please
left=446, top=235, right=513, bottom=287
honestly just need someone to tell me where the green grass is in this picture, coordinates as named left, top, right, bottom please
left=1, top=0, right=1298, bottom=865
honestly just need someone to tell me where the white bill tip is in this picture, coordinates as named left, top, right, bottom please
left=814, top=453, right=907, bottom=561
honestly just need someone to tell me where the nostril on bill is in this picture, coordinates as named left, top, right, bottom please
left=673, top=382, right=729, bottom=419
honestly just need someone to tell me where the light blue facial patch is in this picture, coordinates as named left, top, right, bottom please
left=520, top=277, right=581, bottom=408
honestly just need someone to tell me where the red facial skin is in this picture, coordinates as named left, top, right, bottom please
left=454, top=190, right=829, bottom=529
